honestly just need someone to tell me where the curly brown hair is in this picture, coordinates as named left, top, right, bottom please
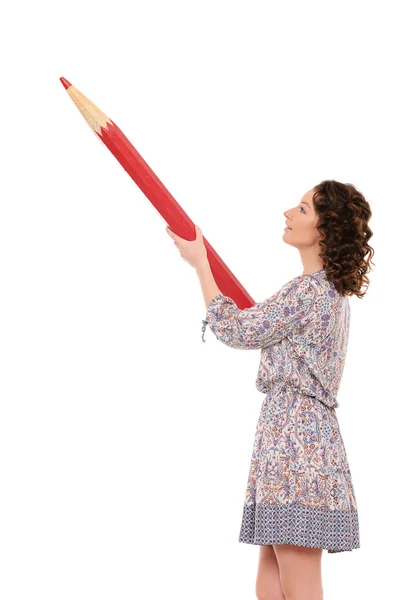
left=312, top=180, right=375, bottom=298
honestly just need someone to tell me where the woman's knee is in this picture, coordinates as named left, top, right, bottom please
left=272, top=543, right=323, bottom=600
left=255, top=545, right=285, bottom=600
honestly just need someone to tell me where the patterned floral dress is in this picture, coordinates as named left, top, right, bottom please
left=201, top=268, right=360, bottom=553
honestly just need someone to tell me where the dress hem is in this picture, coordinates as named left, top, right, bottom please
left=238, top=500, right=360, bottom=554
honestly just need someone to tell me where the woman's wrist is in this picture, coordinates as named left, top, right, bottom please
left=196, top=259, right=222, bottom=309
left=195, top=258, right=210, bottom=274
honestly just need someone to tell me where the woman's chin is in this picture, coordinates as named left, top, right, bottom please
left=282, top=231, right=295, bottom=246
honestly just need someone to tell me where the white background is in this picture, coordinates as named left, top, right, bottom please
left=0, top=1, right=393, bottom=598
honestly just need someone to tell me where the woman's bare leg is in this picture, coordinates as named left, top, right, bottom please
left=255, top=545, right=286, bottom=600
left=272, top=544, right=323, bottom=600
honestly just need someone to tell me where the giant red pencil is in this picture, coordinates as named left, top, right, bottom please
left=59, top=77, right=256, bottom=308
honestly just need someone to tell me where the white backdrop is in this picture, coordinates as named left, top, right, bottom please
left=0, top=1, right=393, bottom=598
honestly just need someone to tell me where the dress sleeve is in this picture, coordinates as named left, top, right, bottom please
left=201, top=276, right=317, bottom=350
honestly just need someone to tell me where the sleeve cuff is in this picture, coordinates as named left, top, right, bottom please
left=201, top=293, right=227, bottom=343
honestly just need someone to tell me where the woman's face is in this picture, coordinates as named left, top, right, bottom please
left=283, top=188, right=321, bottom=248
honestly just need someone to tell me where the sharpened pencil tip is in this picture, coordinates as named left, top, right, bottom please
left=60, top=77, right=72, bottom=90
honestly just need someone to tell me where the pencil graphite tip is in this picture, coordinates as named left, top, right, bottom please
left=60, top=77, right=72, bottom=90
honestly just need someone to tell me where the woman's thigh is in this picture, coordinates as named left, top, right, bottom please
left=272, top=544, right=323, bottom=600
left=256, top=545, right=285, bottom=600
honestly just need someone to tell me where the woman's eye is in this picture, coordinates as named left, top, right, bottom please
left=299, top=206, right=305, bottom=213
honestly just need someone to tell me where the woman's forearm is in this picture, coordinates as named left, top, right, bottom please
left=196, top=259, right=222, bottom=309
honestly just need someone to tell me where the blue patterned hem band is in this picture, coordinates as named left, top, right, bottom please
left=238, top=501, right=360, bottom=554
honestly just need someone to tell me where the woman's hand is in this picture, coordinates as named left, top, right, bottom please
left=165, top=224, right=208, bottom=269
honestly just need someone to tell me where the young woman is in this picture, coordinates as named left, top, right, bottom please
left=166, top=179, right=374, bottom=600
